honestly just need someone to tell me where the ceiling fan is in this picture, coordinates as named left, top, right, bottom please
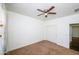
left=37, top=6, right=56, bottom=18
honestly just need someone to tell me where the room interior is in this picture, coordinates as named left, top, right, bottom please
left=70, top=24, right=79, bottom=51
left=0, top=3, right=79, bottom=55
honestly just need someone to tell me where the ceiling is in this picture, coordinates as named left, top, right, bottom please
left=5, top=3, right=79, bottom=20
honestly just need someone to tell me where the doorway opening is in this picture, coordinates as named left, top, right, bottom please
left=70, top=24, right=79, bottom=52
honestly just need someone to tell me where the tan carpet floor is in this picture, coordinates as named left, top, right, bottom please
left=5, top=40, right=79, bottom=55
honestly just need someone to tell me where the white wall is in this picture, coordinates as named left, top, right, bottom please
left=6, top=11, right=44, bottom=52
left=72, top=26, right=79, bottom=37
left=46, top=24, right=58, bottom=43
left=46, top=14, right=79, bottom=48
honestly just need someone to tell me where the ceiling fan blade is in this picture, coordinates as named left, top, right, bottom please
left=37, top=13, right=44, bottom=16
left=37, top=9, right=45, bottom=12
left=48, top=12, right=56, bottom=14
left=46, top=6, right=55, bottom=12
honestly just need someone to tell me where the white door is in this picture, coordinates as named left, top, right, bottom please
left=0, top=38, right=4, bottom=55
left=0, top=3, right=6, bottom=55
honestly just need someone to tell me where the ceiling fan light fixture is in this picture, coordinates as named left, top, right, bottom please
left=45, top=13, right=48, bottom=15
left=37, top=6, right=56, bottom=18
left=44, top=13, right=48, bottom=17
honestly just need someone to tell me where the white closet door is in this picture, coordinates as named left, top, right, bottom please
left=0, top=38, right=4, bottom=54
left=0, top=3, right=6, bottom=55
